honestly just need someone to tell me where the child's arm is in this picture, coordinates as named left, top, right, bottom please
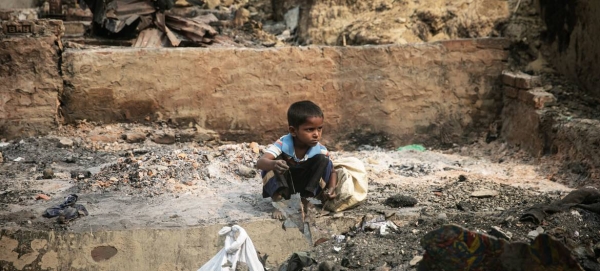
left=256, top=153, right=289, bottom=174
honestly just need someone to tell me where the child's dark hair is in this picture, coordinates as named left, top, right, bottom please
left=287, top=100, right=324, bottom=127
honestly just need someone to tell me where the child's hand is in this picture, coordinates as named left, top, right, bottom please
left=273, top=160, right=289, bottom=174
left=324, top=188, right=336, bottom=200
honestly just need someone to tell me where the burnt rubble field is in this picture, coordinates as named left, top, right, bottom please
left=0, top=122, right=599, bottom=271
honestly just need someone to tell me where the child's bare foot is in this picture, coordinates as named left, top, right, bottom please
left=300, top=198, right=316, bottom=222
left=272, top=209, right=285, bottom=220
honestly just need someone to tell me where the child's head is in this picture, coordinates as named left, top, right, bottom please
left=287, top=101, right=324, bottom=147
left=287, top=100, right=324, bottom=128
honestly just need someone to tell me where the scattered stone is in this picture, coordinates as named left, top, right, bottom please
left=13, top=157, right=24, bottom=162
left=333, top=246, right=341, bottom=253
left=527, top=230, right=539, bottom=239
left=64, top=155, right=76, bottom=163
left=384, top=194, right=418, bottom=208
left=0, top=151, right=3, bottom=162
left=249, top=142, right=260, bottom=154
left=35, top=194, right=51, bottom=200
left=470, top=190, right=499, bottom=198
left=236, top=165, right=256, bottom=178
left=333, top=212, right=344, bottom=218
left=42, top=168, right=54, bottom=179
left=70, top=170, right=92, bottom=179
left=182, top=180, right=194, bottom=186
left=122, top=132, right=146, bottom=143
left=409, top=255, right=423, bottom=266
left=458, top=175, right=467, bottom=182
left=536, top=226, right=544, bottom=234
left=489, top=226, right=512, bottom=240
left=437, top=212, right=448, bottom=220
left=456, top=201, right=473, bottom=211
left=58, top=138, right=74, bottom=148
left=151, top=132, right=176, bottom=144
left=496, top=207, right=505, bottom=211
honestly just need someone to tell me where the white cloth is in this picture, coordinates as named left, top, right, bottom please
left=323, top=157, right=368, bottom=212
left=197, top=225, right=264, bottom=271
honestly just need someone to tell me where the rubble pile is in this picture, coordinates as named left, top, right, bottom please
left=76, top=143, right=261, bottom=196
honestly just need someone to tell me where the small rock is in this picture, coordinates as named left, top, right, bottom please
left=412, top=229, right=420, bottom=234
left=527, top=230, right=539, bottom=239
left=496, top=207, right=505, bottom=211
left=236, top=165, right=256, bottom=178
left=536, top=226, right=544, bottom=234
left=58, top=138, right=74, bottom=148
left=64, top=156, right=76, bottom=163
left=437, top=212, right=448, bottom=220
left=151, top=132, right=176, bottom=144
left=35, top=194, right=51, bottom=200
left=249, top=142, right=260, bottom=154
left=333, top=246, right=341, bottom=253
left=182, top=180, right=194, bottom=186
left=384, top=194, right=418, bottom=208
left=489, top=226, right=512, bottom=240
left=42, top=168, right=54, bottom=179
left=13, top=157, right=24, bottom=162
left=456, top=201, right=473, bottom=211
left=409, top=255, right=423, bottom=266
left=70, top=170, right=92, bottom=179
left=122, top=132, right=146, bottom=143
left=470, top=190, right=499, bottom=198
left=333, top=212, right=344, bottom=218
left=458, top=175, right=467, bottom=182
left=0, top=152, right=3, bottom=162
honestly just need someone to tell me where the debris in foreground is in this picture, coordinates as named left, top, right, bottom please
left=419, top=224, right=583, bottom=271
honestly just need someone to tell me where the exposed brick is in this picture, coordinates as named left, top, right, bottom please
left=502, top=71, right=542, bottom=89
left=518, top=89, right=556, bottom=109
left=502, top=71, right=516, bottom=86
left=532, top=91, right=556, bottom=109
left=514, top=73, right=542, bottom=89
left=504, top=86, right=519, bottom=98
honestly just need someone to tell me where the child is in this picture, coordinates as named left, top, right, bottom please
left=256, top=101, right=337, bottom=219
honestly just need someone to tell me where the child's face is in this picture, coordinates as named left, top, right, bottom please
left=290, top=116, right=324, bottom=147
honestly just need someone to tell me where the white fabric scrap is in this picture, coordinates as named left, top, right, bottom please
left=197, top=225, right=264, bottom=271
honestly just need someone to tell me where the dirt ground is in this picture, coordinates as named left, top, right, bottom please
left=1, top=121, right=599, bottom=270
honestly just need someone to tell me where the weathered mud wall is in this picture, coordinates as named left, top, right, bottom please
left=540, top=0, right=600, bottom=98
left=0, top=221, right=308, bottom=271
left=0, top=36, right=61, bottom=139
left=61, top=38, right=509, bottom=147
left=0, top=0, right=37, bottom=9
